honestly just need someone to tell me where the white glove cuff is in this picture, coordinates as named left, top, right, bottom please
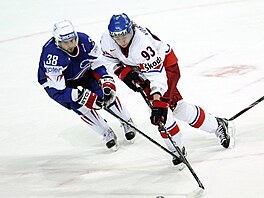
left=71, top=88, right=79, bottom=102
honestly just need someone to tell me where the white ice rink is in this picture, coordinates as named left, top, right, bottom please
left=0, top=0, right=264, bottom=197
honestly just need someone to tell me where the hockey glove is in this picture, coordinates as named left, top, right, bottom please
left=150, top=100, right=169, bottom=125
left=115, top=65, right=145, bottom=92
left=99, top=75, right=116, bottom=107
left=77, top=88, right=103, bottom=110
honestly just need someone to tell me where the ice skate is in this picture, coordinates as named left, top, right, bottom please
left=103, top=128, right=119, bottom=151
left=121, top=118, right=136, bottom=143
left=172, top=146, right=187, bottom=170
left=215, top=117, right=230, bottom=148
left=227, top=120, right=236, bottom=148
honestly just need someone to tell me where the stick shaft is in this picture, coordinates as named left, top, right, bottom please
left=138, top=90, right=204, bottom=189
left=228, top=95, right=264, bottom=121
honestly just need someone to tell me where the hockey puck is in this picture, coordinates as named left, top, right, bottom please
left=156, top=196, right=164, bottom=198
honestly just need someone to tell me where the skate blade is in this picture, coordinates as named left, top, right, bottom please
left=110, top=143, right=119, bottom=152
left=186, top=187, right=205, bottom=198
left=228, top=121, right=236, bottom=149
left=126, top=138, right=135, bottom=144
left=175, top=163, right=186, bottom=171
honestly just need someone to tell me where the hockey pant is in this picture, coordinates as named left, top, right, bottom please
left=160, top=100, right=218, bottom=152
left=76, top=97, right=131, bottom=138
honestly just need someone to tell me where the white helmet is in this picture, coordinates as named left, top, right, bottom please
left=52, top=20, right=78, bottom=46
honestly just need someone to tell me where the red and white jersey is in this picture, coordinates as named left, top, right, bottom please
left=100, top=24, right=172, bottom=96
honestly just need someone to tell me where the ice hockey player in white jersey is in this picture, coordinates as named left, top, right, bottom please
left=100, top=13, right=231, bottom=165
left=38, top=20, right=136, bottom=151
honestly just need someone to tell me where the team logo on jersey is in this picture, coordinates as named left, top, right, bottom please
left=103, top=51, right=114, bottom=59
left=80, top=59, right=91, bottom=69
left=140, top=56, right=163, bottom=72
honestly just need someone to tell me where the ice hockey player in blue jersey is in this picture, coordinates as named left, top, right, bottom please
left=38, top=20, right=136, bottom=151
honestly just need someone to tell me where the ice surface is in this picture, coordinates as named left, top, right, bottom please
left=0, top=0, right=263, bottom=197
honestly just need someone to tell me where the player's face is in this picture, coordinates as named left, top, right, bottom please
left=113, top=32, right=133, bottom=48
left=59, top=38, right=77, bottom=53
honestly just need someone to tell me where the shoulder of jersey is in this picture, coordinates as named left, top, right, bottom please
left=42, top=38, right=70, bottom=66
left=100, top=31, right=115, bottom=50
left=77, top=32, right=89, bottom=41
left=131, top=29, right=151, bottom=51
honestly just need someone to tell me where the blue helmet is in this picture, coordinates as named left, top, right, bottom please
left=108, top=13, right=132, bottom=38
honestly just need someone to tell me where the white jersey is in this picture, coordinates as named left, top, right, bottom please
left=100, top=24, right=171, bottom=96
left=101, top=23, right=224, bottom=155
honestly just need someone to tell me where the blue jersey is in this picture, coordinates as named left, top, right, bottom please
left=38, top=32, right=108, bottom=108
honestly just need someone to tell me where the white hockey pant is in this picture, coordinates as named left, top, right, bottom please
left=173, top=100, right=218, bottom=134
left=160, top=100, right=219, bottom=152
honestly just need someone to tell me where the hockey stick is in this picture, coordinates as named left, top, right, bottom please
left=104, top=107, right=178, bottom=155
left=104, top=107, right=205, bottom=190
left=138, top=89, right=205, bottom=190
left=228, top=95, right=264, bottom=121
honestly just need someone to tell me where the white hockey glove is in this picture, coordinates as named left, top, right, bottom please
left=99, top=75, right=116, bottom=107
left=77, top=88, right=103, bottom=110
